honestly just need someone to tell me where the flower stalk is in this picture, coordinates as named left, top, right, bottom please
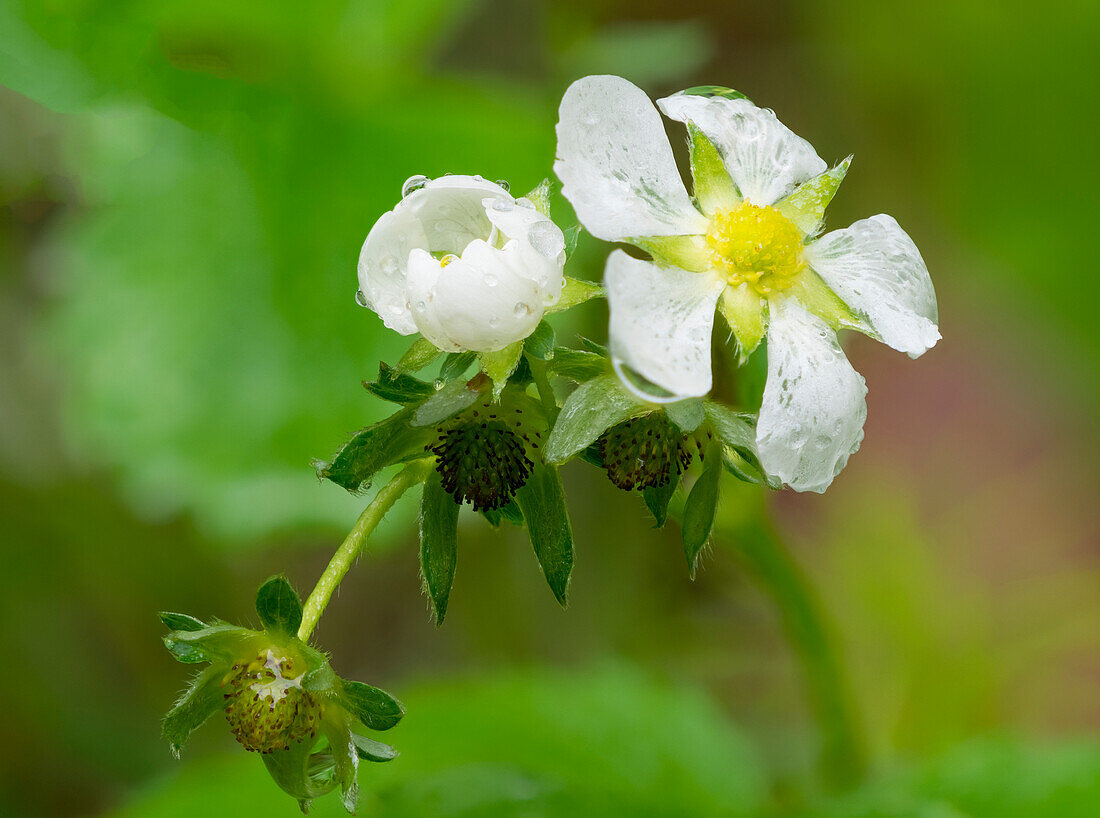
left=298, top=461, right=431, bottom=642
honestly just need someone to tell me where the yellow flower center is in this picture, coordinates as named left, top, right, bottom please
left=706, top=202, right=805, bottom=295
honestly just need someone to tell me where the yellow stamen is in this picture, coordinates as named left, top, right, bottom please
left=706, top=201, right=805, bottom=296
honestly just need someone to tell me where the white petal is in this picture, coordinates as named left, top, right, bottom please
left=406, top=242, right=546, bottom=353
left=554, top=75, right=707, bottom=242
left=357, top=208, right=427, bottom=335
left=402, top=175, right=510, bottom=256
left=805, top=214, right=940, bottom=358
left=658, top=93, right=826, bottom=207
left=482, top=198, right=566, bottom=300
left=757, top=297, right=868, bottom=493
left=605, top=250, right=724, bottom=400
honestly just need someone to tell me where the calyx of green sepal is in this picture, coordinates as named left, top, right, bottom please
left=159, top=577, right=402, bottom=814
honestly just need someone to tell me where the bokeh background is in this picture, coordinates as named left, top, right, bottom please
left=1, top=1, right=1098, bottom=816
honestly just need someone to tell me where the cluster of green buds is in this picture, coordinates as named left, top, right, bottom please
left=160, top=577, right=403, bottom=813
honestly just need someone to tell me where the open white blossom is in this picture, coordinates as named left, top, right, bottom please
left=358, top=175, right=566, bottom=353
left=555, top=76, right=939, bottom=492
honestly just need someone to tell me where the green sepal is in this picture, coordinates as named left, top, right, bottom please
left=632, top=234, right=712, bottom=272
left=479, top=341, right=524, bottom=399
left=341, top=680, right=405, bottom=731
left=563, top=224, right=581, bottom=256
left=256, top=575, right=304, bottom=637
left=162, top=623, right=251, bottom=664
left=363, top=362, right=436, bottom=405
left=682, top=85, right=750, bottom=101
left=525, top=178, right=552, bottom=217
left=682, top=448, right=722, bottom=578
left=439, top=350, right=477, bottom=382
left=158, top=612, right=207, bottom=632
left=419, top=471, right=459, bottom=625
left=545, top=374, right=643, bottom=464
left=579, top=441, right=605, bottom=469
left=718, top=285, right=767, bottom=365
left=316, top=408, right=434, bottom=492
left=643, top=470, right=680, bottom=528
left=162, top=665, right=224, bottom=758
left=260, top=740, right=337, bottom=812
left=578, top=336, right=609, bottom=356
left=326, top=721, right=360, bottom=814
left=547, top=348, right=607, bottom=381
left=396, top=336, right=441, bottom=373
left=479, top=499, right=523, bottom=527
left=412, top=379, right=485, bottom=427
left=775, top=155, right=852, bottom=236
left=665, top=398, right=705, bottom=434
left=524, top=320, right=555, bottom=360
left=546, top=276, right=603, bottom=314
left=351, top=733, right=399, bottom=762
left=514, top=460, right=574, bottom=606
left=786, top=269, right=862, bottom=331
left=687, top=123, right=742, bottom=215
left=703, top=401, right=778, bottom=489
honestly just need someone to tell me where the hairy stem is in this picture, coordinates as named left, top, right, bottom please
left=298, top=462, right=430, bottom=642
left=716, top=497, right=866, bottom=790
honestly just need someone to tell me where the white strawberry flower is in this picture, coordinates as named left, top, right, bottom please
left=555, top=75, right=939, bottom=492
left=358, top=175, right=566, bottom=353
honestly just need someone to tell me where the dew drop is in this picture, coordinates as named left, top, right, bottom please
left=354, top=289, right=369, bottom=307
left=484, top=273, right=498, bottom=287
left=414, top=300, right=427, bottom=312
left=527, top=221, right=565, bottom=259
left=513, top=301, right=531, bottom=318
left=495, top=179, right=510, bottom=192
left=491, top=198, right=514, bottom=212
left=401, top=175, right=430, bottom=197
left=381, top=256, right=399, bottom=275
left=388, top=304, right=405, bottom=316
left=489, top=316, right=501, bottom=328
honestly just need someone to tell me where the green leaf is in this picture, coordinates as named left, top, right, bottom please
left=682, top=450, right=722, bottom=578
left=545, top=375, right=642, bottom=463
left=479, top=341, right=524, bottom=398
left=350, top=733, right=399, bottom=762
left=396, top=336, right=441, bottom=373
left=665, top=398, right=705, bottom=433
left=342, top=680, right=405, bottom=731
left=687, top=123, right=742, bottom=214
left=514, top=461, right=574, bottom=606
left=363, top=362, right=436, bottom=404
left=255, top=575, right=303, bottom=636
left=158, top=612, right=207, bottom=632
left=162, top=623, right=250, bottom=664
left=412, top=379, right=484, bottom=427
left=548, top=348, right=607, bottom=381
left=419, top=471, right=459, bottom=625
left=439, top=351, right=477, bottom=382
left=643, top=470, right=680, bottom=528
left=546, top=277, right=603, bottom=314
left=578, top=336, right=609, bottom=356
left=316, top=408, right=433, bottom=492
left=775, top=155, right=851, bottom=235
left=162, top=666, right=224, bottom=758
left=479, top=500, right=524, bottom=527
left=524, top=321, right=556, bottom=360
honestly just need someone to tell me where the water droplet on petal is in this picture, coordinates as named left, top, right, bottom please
left=381, top=256, right=399, bottom=275
left=491, top=198, right=514, bottom=212
left=484, top=273, right=498, bottom=287
left=414, top=300, right=426, bottom=312
left=513, top=302, right=531, bottom=318
left=401, top=175, right=430, bottom=197
left=489, top=316, right=501, bottom=328
left=388, top=304, right=405, bottom=316
left=355, top=290, right=369, bottom=307
left=495, top=179, right=510, bottom=192
left=527, top=221, right=565, bottom=259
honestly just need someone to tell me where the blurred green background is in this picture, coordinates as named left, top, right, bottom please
left=1, top=1, right=1098, bottom=815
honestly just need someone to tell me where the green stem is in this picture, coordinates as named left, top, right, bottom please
left=716, top=499, right=866, bottom=790
left=298, top=462, right=430, bottom=642
left=527, top=355, right=559, bottom=421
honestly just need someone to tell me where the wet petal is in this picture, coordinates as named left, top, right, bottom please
left=357, top=207, right=427, bottom=334
left=757, top=296, right=867, bottom=492
left=806, top=214, right=940, bottom=357
left=555, top=75, right=707, bottom=242
left=605, top=250, right=724, bottom=400
left=658, top=93, right=826, bottom=206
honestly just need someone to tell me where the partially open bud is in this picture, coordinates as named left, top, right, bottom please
left=601, top=412, right=694, bottom=491
left=427, top=399, right=540, bottom=511
left=222, top=648, right=319, bottom=753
